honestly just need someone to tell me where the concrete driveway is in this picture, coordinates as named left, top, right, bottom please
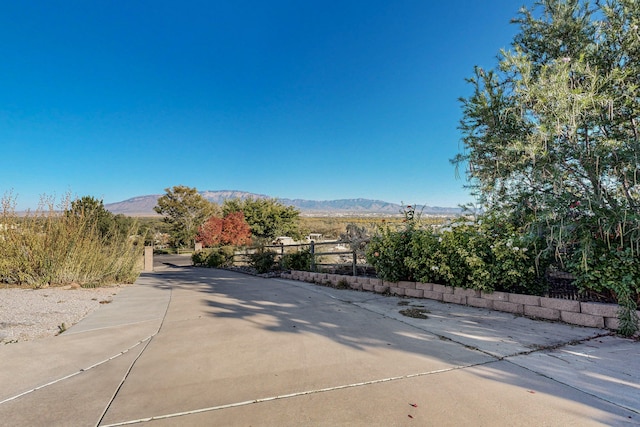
left=1, top=254, right=638, bottom=426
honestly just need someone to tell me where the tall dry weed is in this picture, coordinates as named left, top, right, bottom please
left=0, top=192, right=142, bottom=288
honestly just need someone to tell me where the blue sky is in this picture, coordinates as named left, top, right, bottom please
left=1, top=1, right=530, bottom=210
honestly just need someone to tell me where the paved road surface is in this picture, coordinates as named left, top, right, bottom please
left=1, top=254, right=638, bottom=426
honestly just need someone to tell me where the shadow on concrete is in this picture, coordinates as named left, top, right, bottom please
left=143, top=255, right=638, bottom=425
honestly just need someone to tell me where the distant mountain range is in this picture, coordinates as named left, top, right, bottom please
left=104, top=190, right=463, bottom=217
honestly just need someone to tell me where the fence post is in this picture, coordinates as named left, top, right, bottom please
left=279, top=243, right=284, bottom=269
left=352, top=251, right=357, bottom=276
left=144, top=246, right=154, bottom=272
left=310, top=241, right=316, bottom=272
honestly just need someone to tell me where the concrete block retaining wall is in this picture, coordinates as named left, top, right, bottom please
left=282, top=271, right=640, bottom=333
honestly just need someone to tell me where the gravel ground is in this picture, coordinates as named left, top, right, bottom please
left=0, top=285, right=127, bottom=344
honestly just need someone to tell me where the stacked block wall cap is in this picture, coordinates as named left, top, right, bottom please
left=416, top=282, right=434, bottom=291
left=580, top=302, right=619, bottom=318
left=508, top=293, right=541, bottom=306
left=493, top=300, right=525, bottom=315
left=480, top=291, right=509, bottom=301
left=561, top=311, right=605, bottom=329
left=432, top=284, right=454, bottom=294
left=467, top=296, right=493, bottom=310
left=443, top=293, right=466, bottom=305
left=454, top=288, right=481, bottom=298
left=404, top=288, right=424, bottom=298
left=357, top=277, right=370, bottom=285
left=540, top=297, right=581, bottom=313
left=369, top=278, right=383, bottom=286
left=398, top=281, right=416, bottom=290
left=604, top=317, right=620, bottom=330
left=605, top=311, right=639, bottom=331
left=361, top=283, right=375, bottom=292
left=422, top=290, right=444, bottom=301
left=390, top=287, right=406, bottom=296
left=524, top=305, right=561, bottom=321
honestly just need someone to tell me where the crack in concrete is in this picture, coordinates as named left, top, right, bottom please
left=98, top=360, right=497, bottom=427
left=95, top=284, right=174, bottom=427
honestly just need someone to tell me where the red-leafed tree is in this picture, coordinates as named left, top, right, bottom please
left=197, top=211, right=252, bottom=247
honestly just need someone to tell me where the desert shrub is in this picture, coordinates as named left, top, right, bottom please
left=405, top=229, right=441, bottom=284
left=191, top=250, right=208, bottom=266
left=366, top=226, right=413, bottom=282
left=430, top=217, right=546, bottom=294
left=429, top=220, right=481, bottom=289
left=249, top=250, right=278, bottom=274
left=366, top=209, right=546, bottom=294
left=281, top=248, right=312, bottom=271
left=192, top=246, right=235, bottom=268
left=206, top=246, right=235, bottom=267
left=0, top=193, right=142, bottom=288
left=365, top=206, right=419, bottom=282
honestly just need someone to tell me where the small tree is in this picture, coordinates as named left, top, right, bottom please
left=197, top=211, right=252, bottom=247
left=154, top=186, right=218, bottom=247
left=222, top=197, right=302, bottom=242
left=340, top=223, right=370, bottom=257
left=66, top=196, right=114, bottom=237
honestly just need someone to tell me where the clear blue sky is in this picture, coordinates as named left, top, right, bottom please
left=1, top=1, right=530, bottom=210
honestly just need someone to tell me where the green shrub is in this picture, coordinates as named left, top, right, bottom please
left=365, top=206, right=419, bottom=282
left=207, top=246, right=235, bottom=268
left=249, top=250, right=277, bottom=274
left=191, top=250, right=208, bottom=266
left=406, top=229, right=442, bottom=284
left=366, top=226, right=414, bottom=282
left=570, top=247, right=640, bottom=336
left=366, top=210, right=546, bottom=294
left=430, top=217, right=546, bottom=294
left=192, top=246, right=235, bottom=268
left=281, top=248, right=312, bottom=271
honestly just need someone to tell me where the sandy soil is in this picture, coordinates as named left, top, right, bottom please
left=0, top=284, right=127, bottom=344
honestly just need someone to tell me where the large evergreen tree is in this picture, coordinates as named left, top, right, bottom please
left=454, top=0, right=640, bottom=335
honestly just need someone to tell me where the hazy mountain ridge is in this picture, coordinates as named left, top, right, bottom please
left=104, top=191, right=462, bottom=216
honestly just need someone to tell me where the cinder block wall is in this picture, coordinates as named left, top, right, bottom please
left=282, top=271, right=639, bottom=333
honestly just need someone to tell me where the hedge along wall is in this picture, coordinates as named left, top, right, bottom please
left=281, top=271, right=640, bottom=333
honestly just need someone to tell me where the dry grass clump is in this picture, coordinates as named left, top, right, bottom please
left=0, top=193, right=142, bottom=288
